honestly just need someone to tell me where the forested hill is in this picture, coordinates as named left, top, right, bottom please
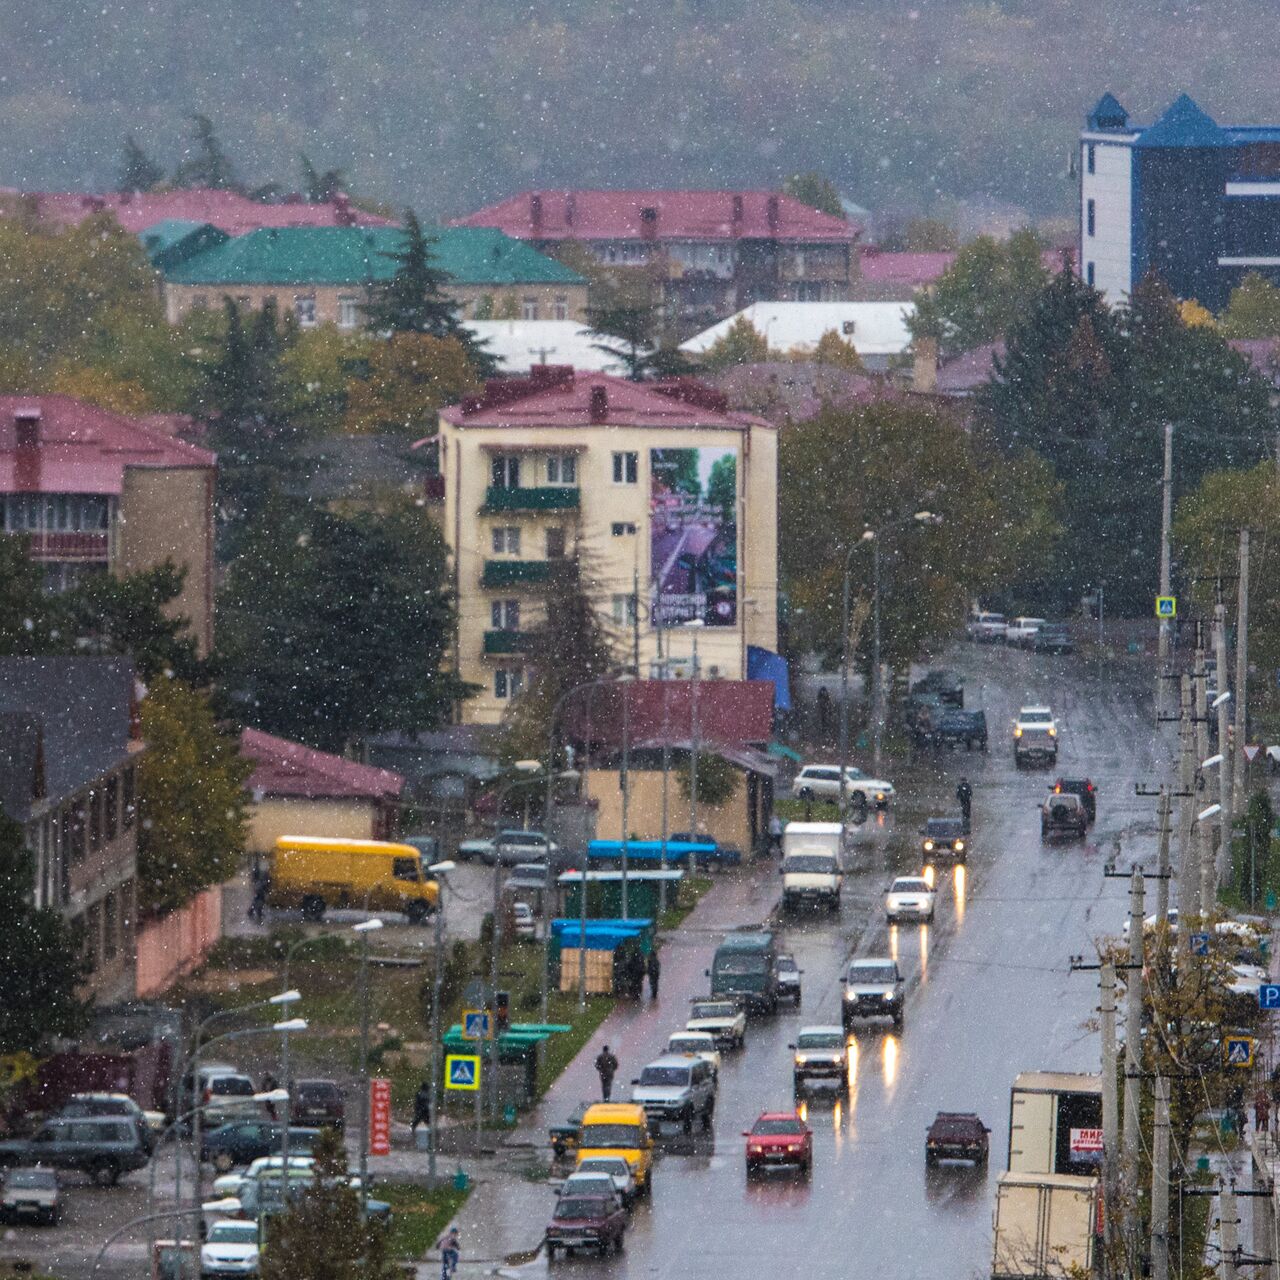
left=3, top=0, right=1272, bottom=221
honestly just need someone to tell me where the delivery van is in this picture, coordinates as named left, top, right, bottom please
left=268, top=836, right=440, bottom=923
left=780, top=823, right=843, bottom=911
left=576, top=1103, right=654, bottom=1193
left=709, top=931, right=779, bottom=1013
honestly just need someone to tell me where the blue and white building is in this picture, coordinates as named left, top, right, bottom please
left=1080, top=92, right=1280, bottom=310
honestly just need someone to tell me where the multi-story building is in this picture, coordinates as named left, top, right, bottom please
left=0, top=397, right=217, bottom=655
left=454, top=190, right=859, bottom=329
left=1080, top=91, right=1280, bottom=309
left=159, top=225, right=589, bottom=328
left=433, top=366, right=778, bottom=725
left=0, top=657, right=143, bottom=1002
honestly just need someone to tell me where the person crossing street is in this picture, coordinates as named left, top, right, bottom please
left=595, top=1045, right=619, bottom=1101
left=956, top=778, right=973, bottom=831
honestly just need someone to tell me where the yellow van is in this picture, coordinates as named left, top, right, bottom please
left=267, top=836, right=440, bottom=924
left=576, top=1103, right=654, bottom=1194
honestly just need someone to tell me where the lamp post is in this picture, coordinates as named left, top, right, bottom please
left=838, top=532, right=875, bottom=827
left=675, top=620, right=705, bottom=840
left=351, top=917, right=383, bottom=1216
left=425, top=859, right=456, bottom=1184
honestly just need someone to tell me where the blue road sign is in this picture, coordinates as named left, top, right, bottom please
left=445, top=1054, right=481, bottom=1091
left=462, top=1009, right=493, bottom=1040
left=1258, top=984, right=1280, bottom=1010
left=1225, top=1035, right=1255, bottom=1068
left=1189, top=932, right=1210, bottom=957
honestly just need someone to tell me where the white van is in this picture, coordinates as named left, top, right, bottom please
left=780, top=822, right=843, bottom=911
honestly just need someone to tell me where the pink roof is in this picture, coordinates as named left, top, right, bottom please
left=935, top=342, right=1005, bottom=395
left=858, top=249, right=957, bottom=286
left=240, top=727, right=403, bottom=802
left=0, top=396, right=215, bottom=496
left=436, top=367, right=773, bottom=431
left=3, top=188, right=393, bottom=235
left=454, top=190, right=857, bottom=244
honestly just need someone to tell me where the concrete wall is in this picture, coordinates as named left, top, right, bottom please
left=246, top=796, right=384, bottom=855
left=584, top=766, right=752, bottom=851
left=135, top=887, right=222, bottom=998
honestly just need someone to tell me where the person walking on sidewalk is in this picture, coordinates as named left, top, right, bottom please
left=411, top=1080, right=432, bottom=1136
left=768, top=813, right=784, bottom=856
left=646, top=949, right=661, bottom=999
left=1256, top=1087, right=1271, bottom=1135
left=595, top=1046, right=619, bottom=1101
left=956, top=778, right=973, bottom=832
left=436, top=1225, right=461, bottom=1280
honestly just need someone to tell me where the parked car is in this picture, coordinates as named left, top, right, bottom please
left=967, top=611, right=1007, bottom=643
left=571, top=1155, right=636, bottom=1208
left=790, top=764, right=894, bottom=807
left=926, top=1112, right=990, bottom=1166
left=774, top=952, right=803, bottom=1006
left=513, top=901, right=536, bottom=940
left=842, top=958, right=905, bottom=1032
left=885, top=875, right=937, bottom=923
left=630, top=1055, right=716, bottom=1134
left=664, top=1031, right=722, bottom=1077
left=200, top=1219, right=261, bottom=1277
left=791, top=1026, right=849, bottom=1092
left=201, top=1120, right=321, bottom=1172
left=58, top=1092, right=160, bottom=1152
left=1005, top=617, right=1046, bottom=647
left=1033, top=622, right=1074, bottom=654
left=1053, top=778, right=1097, bottom=823
left=934, top=709, right=988, bottom=751
left=686, top=999, right=747, bottom=1050
left=506, top=863, right=551, bottom=893
left=1040, top=793, right=1088, bottom=840
left=0, top=1117, right=150, bottom=1186
left=455, top=834, right=495, bottom=862
left=911, top=670, right=964, bottom=706
left=1, top=1168, right=59, bottom=1225
left=545, top=1194, right=627, bottom=1259
left=558, top=1171, right=621, bottom=1203
left=489, top=830, right=558, bottom=865
left=289, top=1080, right=344, bottom=1132
left=212, top=1154, right=315, bottom=1199
left=181, top=1065, right=259, bottom=1131
left=921, top=817, right=967, bottom=863
left=743, top=1112, right=813, bottom=1177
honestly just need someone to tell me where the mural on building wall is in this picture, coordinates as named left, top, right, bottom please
left=649, top=446, right=738, bottom=628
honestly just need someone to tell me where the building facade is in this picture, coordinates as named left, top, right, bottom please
left=433, top=367, right=778, bottom=725
left=0, top=397, right=217, bottom=655
left=0, top=658, right=143, bottom=1002
left=160, top=226, right=589, bottom=328
left=1080, top=92, right=1280, bottom=310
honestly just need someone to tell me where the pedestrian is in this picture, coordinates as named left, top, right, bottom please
left=436, top=1224, right=460, bottom=1280
left=956, top=778, right=973, bottom=831
left=1228, top=1081, right=1246, bottom=1135
left=411, top=1080, right=432, bottom=1135
left=595, top=1045, right=619, bottom=1101
left=249, top=864, right=269, bottom=923
left=768, top=813, right=784, bottom=856
left=261, top=1071, right=279, bottom=1120
left=1256, top=1087, right=1271, bottom=1134
left=646, top=948, right=661, bottom=999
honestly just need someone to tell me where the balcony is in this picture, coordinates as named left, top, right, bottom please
left=482, top=485, right=580, bottom=514
left=481, top=560, right=553, bottom=588
left=10, top=529, right=110, bottom=563
left=483, top=629, right=538, bottom=656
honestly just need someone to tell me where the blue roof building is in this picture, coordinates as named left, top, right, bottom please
left=1080, top=93, right=1280, bottom=310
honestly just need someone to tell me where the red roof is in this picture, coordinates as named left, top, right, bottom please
left=454, top=190, right=857, bottom=244
left=435, top=368, right=772, bottom=432
left=934, top=342, right=1004, bottom=395
left=0, top=396, right=215, bottom=496
left=3, top=188, right=393, bottom=235
left=859, top=249, right=957, bottom=287
left=240, top=728, right=404, bottom=802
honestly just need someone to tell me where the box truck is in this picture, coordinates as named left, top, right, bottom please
left=268, top=836, right=440, bottom=923
left=991, top=1171, right=1099, bottom=1279
left=1007, top=1072, right=1103, bottom=1177
left=780, top=823, right=843, bottom=911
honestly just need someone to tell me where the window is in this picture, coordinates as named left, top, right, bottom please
left=1086, top=261, right=1096, bottom=286
left=491, top=455, right=521, bottom=489
left=612, top=594, right=637, bottom=625
left=491, top=526, right=521, bottom=555
left=1086, top=199, right=1096, bottom=237
left=521, top=297, right=540, bottom=320
left=294, top=295, right=318, bottom=327
left=89, top=788, right=101, bottom=849
left=1087, top=143, right=1096, bottom=174
left=612, top=452, right=638, bottom=484
left=552, top=295, right=569, bottom=321
left=338, top=295, right=360, bottom=329
left=84, top=903, right=100, bottom=969
left=105, top=775, right=118, bottom=841
left=494, top=668, right=525, bottom=699
left=122, top=767, right=136, bottom=829
left=491, top=599, right=521, bottom=629
left=611, top=521, right=637, bottom=537
left=103, top=891, right=117, bottom=961
left=546, top=526, right=566, bottom=559
left=546, top=454, right=576, bottom=485
left=392, top=857, right=420, bottom=882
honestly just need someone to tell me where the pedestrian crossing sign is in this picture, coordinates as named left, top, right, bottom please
left=1224, top=1035, right=1254, bottom=1069
left=445, top=1054, right=481, bottom=1090
left=1155, top=596, right=1177, bottom=619
left=462, top=1009, right=493, bottom=1040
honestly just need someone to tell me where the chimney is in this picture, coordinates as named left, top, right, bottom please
left=14, top=406, right=41, bottom=449
left=333, top=192, right=354, bottom=225
left=766, top=195, right=780, bottom=233
left=639, top=205, right=659, bottom=241
left=589, top=384, right=609, bottom=423
left=731, top=194, right=744, bottom=227
left=912, top=336, right=939, bottom=395
left=565, top=192, right=576, bottom=229
left=530, top=192, right=543, bottom=231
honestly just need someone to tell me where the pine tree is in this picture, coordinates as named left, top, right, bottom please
left=299, top=154, right=346, bottom=203
left=118, top=135, right=164, bottom=193
left=172, top=114, right=239, bottom=191
left=782, top=172, right=844, bottom=219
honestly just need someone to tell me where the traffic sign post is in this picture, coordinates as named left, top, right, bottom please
left=1258, top=984, right=1280, bottom=1010
left=445, top=1054, right=481, bottom=1091
left=462, top=1009, right=493, bottom=1040
left=1224, top=1035, right=1255, bottom=1068
left=1155, top=596, right=1177, bottom=619
left=1189, top=932, right=1210, bottom=957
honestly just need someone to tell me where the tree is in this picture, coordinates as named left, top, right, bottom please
left=884, top=218, right=960, bottom=252
left=699, top=317, right=770, bottom=371
left=0, top=814, right=91, bottom=1054
left=1219, top=271, right=1280, bottom=338
left=0, top=536, right=60, bottom=658
left=260, top=1128, right=399, bottom=1280
left=811, top=329, right=864, bottom=370
left=586, top=303, right=659, bottom=380
left=136, top=676, right=249, bottom=916
left=277, top=327, right=372, bottom=437
left=118, top=135, right=164, bottom=193
left=172, top=113, right=240, bottom=191
left=676, top=753, right=739, bottom=806
left=216, top=501, right=466, bottom=751
left=782, top=173, right=844, bottom=219
left=47, top=363, right=152, bottom=415
left=299, top=154, right=346, bottom=203
left=343, top=333, right=481, bottom=435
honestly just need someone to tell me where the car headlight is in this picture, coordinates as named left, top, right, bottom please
left=794, top=1054, right=809, bottom=1064
left=1014, top=727, right=1023, bottom=737
left=955, top=840, right=965, bottom=851
left=924, top=840, right=934, bottom=851
left=1048, top=727, right=1057, bottom=737
left=882, top=991, right=894, bottom=1000
left=875, top=792, right=886, bottom=801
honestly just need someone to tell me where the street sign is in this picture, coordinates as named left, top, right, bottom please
left=1155, top=595, right=1177, bottom=619
left=462, top=1009, right=493, bottom=1040
left=1069, top=1127, right=1104, bottom=1157
left=445, top=1054, right=481, bottom=1091
left=1258, top=984, right=1280, bottom=1010
left=1244, top=744, right=1261, bottom=763
left=1189, top=932, right=1210, bottom=957
left=369, top=1077, right=392, bottom=1156
left=1224, top=1035, right=1255, bottom=1068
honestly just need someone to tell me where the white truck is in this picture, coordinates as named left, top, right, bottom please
left=991, top=1171, right=1098, bottom=1278
left=780, top=823, right=843, bottom=912
left=1007, top=1071, right=1103, bottom=1177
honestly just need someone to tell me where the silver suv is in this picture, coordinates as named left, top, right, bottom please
left=842, top=958, right=905, bottom=1032
left=630, top=1055, right=716, bottom=1134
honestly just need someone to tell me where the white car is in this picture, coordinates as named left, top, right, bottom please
left=212, top=1154, right=315, bottom=1199
left=665, top=1030, right=722, bottom=1077
left=968, top=611, right=1007, bottom=643
left=572, top=1154, right=636, bottom=1207
left=791, top=765, right=895, bottom=807
left=513, top=901, right=536, bottom=940
left=1005, top=617, right=1046, bottom=647
left=201, top=1219, right=260, bottom=1277
left=885, top=876, right=936, bottom=923
left=686, top=998, right=747, bottom=1050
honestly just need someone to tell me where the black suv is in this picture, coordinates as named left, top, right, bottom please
left=934, top=709, right=988, bottom=751
left=0, top=1117, right=149, bottom=1186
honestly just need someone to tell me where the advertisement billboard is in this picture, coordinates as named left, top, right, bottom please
left=649, top=446, right=738, bottom=628
left=369, top=1077, right=392, bottom=1155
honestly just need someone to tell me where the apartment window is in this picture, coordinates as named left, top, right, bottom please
left=546, top=454, right=576, bottom=485
left=294, top=295, right=318, bottom=327
left=104, top=775, right=119, bottom=841
left=491, top=455, right=521, bottom=489
left=1086, top=261, right=1096, bottom=287
left=491, top=525, right=521, bottom=555
left=491, top=599, right=521, bottom=629
left=611, top=521, right=637, bottom=537
left=338, top=295, right=360, bottom=329
left=521, top=297, right=540, bottom=321
left=546, top=526, right=566, bottom=559
left=103, top=891, right=118, bottom=962
left=494, top=667, right=525, bottom=700
left=612, top=594, right=638, bottom=625
left=1086, top=199, right=1096, bottom=238
left=1087, top=143, right=1096, bottom=174
left=89, top=788, right=102, bottom=850
left=552, top=295, right=568, bottom=321
left=612, top=451, right=638, bottom=484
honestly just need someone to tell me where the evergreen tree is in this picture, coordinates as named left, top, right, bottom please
left=700, top=316, right=770, bottom=371
left=782, top=172, right=844, bottom=219
left=299, top=154, right=346, bottom=203
left=587, top=302, right=698, bottom=381
left=172, top=114, right=239, bottom=191
left=118, top=135, right=164, bottom=193
left=0, top=814, right=91, bottom=1055
left=0, top=535, right=60, bottom=657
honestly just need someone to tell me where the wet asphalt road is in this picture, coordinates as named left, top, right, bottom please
left=524, top=642, right=1165, bottom=1280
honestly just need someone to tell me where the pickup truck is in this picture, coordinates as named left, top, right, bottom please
left=925, top=1112, right=989, bottom=1165
left=934, top=709, right=988, bottom=751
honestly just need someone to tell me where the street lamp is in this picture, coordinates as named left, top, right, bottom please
left=837, top=531, right=876, bottom=827
left=351, top=917, right=383, bottom=1216
left=676, top=620, right=705, bottom=842
left=426, top=859, right=455, bottom=1184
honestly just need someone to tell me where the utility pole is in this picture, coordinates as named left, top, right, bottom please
left=1233, top=529, right=1250, bottom=814
left=1176, top=674, right=1196, bottom=946
left=620, top=684, right=630, bottom=921
left=1155, top=787, right=1172, bottom=925
left=1100, top=960, right=1120, bottom=1265
left=871, top=534, right=884, bottom=773
left=1123, top=867, right=1146, bottom=1269
left=631, top=567, right=641, bottom=678
left=1151, top=1074, right=1171, bottom=1280
left=1221, top=1180, right=1240, bottom=1280
left=1195, top=646, right=1214, bottom=917
left=689, top=628, right=700, bottom=839
left=1158, top=422, right=1174, bottom=717
left=838, top=563, right=852, bottom=828
left=1215, top=602, right=1235, bottom=889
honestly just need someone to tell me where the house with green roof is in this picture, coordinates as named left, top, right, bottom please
left=156, top=224, right=589, bottom=328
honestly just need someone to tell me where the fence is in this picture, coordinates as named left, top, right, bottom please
left=135, top=886, right=223, bottom=997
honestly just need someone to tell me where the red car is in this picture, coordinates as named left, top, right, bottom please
left=743, top=1111, right=813, bottom=1177
left=545, top=1194, right=627, bottom=1259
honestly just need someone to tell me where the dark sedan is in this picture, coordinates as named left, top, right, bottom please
left=200, top=1120, right=321, bottom=1172
left=290, top=1080, right=345, bottom=1132
left=545, top=1194, right=627, bottom=1258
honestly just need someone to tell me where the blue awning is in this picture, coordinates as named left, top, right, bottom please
left=748, top=645, right=791, bottom=711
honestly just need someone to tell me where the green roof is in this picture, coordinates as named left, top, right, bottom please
left=139, top=220, right=231, bottom=271
left=164, top=225, right=585, bottom=288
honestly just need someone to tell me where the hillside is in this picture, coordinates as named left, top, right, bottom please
left=3, top=0, right=1274, bottom=223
